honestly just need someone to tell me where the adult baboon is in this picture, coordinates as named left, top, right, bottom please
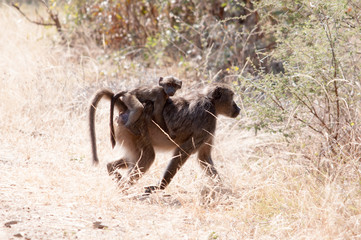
left=110, top=76, right=182, bottom=147
left=89, top=83, right=240, bottom=191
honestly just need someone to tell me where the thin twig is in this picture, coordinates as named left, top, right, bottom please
left=11, top=1, right=66, bottom=43
left=11, top=3, right=55, bottom=27
left=324, top=17, right=340, bottom=140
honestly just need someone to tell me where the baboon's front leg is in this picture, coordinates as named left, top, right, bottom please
left=158, top=138, right=203, bottom=190
left=144, top=146, right=191, bottom=193
left=197, top=140, right=219, bottom=180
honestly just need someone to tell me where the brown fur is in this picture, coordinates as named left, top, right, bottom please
left=109, top=76, right=182, bottom=147
left=89, top=83, right=240, bottom=190
left=89, top=88, right=156, bottom=184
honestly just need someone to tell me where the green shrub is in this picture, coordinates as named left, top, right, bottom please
left=242, top=0, right=361, bottom=159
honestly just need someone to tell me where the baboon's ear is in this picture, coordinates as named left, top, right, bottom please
left=212, top=88, right=222, bottom=100
left=159, top=77, right=164, bottom=84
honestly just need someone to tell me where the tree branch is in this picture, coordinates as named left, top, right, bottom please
left=11, top=3, right=55, bottom=26
left=11, top=1, right=66, bottom=43
left=324, top=17, right=340, bottom=141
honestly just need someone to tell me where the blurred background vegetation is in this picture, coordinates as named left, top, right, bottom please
left=9, top=0, right=361, bottom=166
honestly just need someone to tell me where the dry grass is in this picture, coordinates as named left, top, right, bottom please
left=1, top=4, right=361, bottom=239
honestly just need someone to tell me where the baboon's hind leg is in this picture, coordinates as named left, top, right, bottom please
left=107, top=158, right=130, bottom=181
left=126, top=145, right=156, bottom=185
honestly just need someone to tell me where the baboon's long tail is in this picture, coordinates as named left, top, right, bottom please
left=89, top=89, right=114, bottom=165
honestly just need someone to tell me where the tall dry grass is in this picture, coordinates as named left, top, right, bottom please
left=1, top=3, right=361, bottom=239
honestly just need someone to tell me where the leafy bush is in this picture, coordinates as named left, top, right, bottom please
left=55, top=0, right=275, bottom=77
left=242, top=0, right=361, bottom=160
left=62, top=0, right=159, bottom=48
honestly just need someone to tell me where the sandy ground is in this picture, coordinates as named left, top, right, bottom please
left=1, top=3, right=361, bottom=240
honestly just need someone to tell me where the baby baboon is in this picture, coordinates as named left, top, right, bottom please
left=89, top=83, right=240, bottom=191
left=110, top=76, right=182, bottom=147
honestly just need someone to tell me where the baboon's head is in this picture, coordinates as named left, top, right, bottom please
left=207, top=84, right=240, bottom=118
left=159, top=76, right=182, bottom=96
